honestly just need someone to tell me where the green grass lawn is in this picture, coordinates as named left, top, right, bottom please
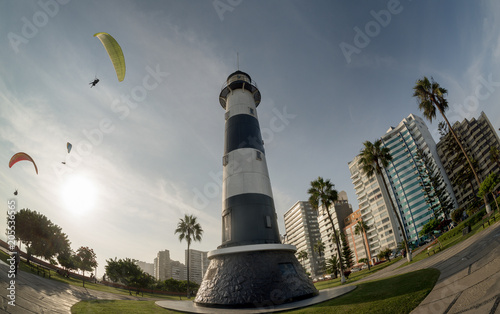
left=286, top=268, right=439, bottom=314
left=71, top=268, right=439, bottom=314
left=72, top=300, right=172, bottom=313
left=399, top=209, right=500, bottom=268
left=314, top=256, right=402, bottom=290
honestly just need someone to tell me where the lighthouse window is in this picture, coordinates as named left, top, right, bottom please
left=222, top=155, right=228, bottom=166
left=266, top=215, right=272, bottom=228
left=223, top=213, right=231, bottom=242
left=256, top=151, right=262, bottom=161
left=249, top=107, right=254, bottom=115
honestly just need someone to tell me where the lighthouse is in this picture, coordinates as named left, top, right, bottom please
left=195, top=71, right=318, bottom=308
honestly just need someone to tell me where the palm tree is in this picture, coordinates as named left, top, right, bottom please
left=359, top=140, right=412, bottom=262
left=313, top=240, right=326, bottom=274
left=174, top=214, right=203, bottom=298
left=354, top=219, right=371, bottom=271
left=490, top=146, right=500, bottom=168
left=325, top=256, right=339, bottom=277
left=308, top=177, right=346, bottom=283
left=297, top=250, right=308, bottom=270
left=413, top=76, right=490, bottom=214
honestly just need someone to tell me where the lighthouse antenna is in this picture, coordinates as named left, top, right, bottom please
left=237, top=52, right=239, bottom=70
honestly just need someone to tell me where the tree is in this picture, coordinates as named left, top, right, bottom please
left=413, top=76, right=490, bottom=214
left=57, top=248, right=77, bottom=273
left=12, top=208, right=70, bottom=263
left=105, top=257, right=153, bottom=295
left=354, top=219, right=371, bottom=271
left=340, top=232, right=353, bottom=269
left=359, top=140, right=412, bottom=262
left=378, top=248, right=392, bottom=262
left=297, top=250, right=308, bottom=270
left=314, top=240, right=325, bottom=274
left=415, top=148, right=455, bottom=218
left=478, top=173, right=500, bottom=212
left=419, top=219, right=439, bottom=239
left=313, top=240, right=325, bottom=259
left=325, top=256, right=339, bottom=277
left=308, top=177, right=346, bottom=283
left=174, top=214, right=203, bottom=298
left=490, top=146, right=500, bottom=168
left=75, top=246, right=97, bottom=287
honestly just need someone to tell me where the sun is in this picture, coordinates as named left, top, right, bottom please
left=61, top=175, right=97, bottom=215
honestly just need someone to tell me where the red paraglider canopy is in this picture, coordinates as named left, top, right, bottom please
left=9, top=152, right=38, bottom=174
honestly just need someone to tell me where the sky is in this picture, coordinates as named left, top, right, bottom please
left=1, top=0, right=500, bottom=278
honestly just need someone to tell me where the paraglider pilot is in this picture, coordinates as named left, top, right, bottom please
left=89, top=78, right=100, bottom=88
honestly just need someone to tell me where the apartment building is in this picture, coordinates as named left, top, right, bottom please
left=186, top=249, right=209, bottom=284
left=284, top=201, right=323, bottom=277
left=154, top=250, right=171, bottom=281
left=381, top=114, right=457, bottom=244
left=349, top=155, right=403, bottom=260
left=343, top=210, right=371, bottom=265
left=436, top=111, right=500, bottom=207
left=317, top=192, right=353, bottom=264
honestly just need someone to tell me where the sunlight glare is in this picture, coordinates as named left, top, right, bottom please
left=61, top=175, right=97, bottom=215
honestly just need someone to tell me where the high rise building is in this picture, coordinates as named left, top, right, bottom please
left=343, top=210, right=371, bottom=265
left=186, top=249, right=208, bottom=284
left=436, top=112, right=500, bottom=208
left=170, top=260, right=187, bottom=281
left=380, top=114, right=457, bottom=244
left=284, top=201, right=323, bottom=277
left=154, top=250, right=171, bottom=281
left=349, top=155, right=403, bottom=260
left=134, top=260, right=154, bottom=277
left=317, top=192, right=353, bottom=264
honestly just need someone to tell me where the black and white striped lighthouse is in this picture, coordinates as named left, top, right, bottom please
left=195, top=71, right=318, bottom=308
left=219, top=70, right=281, bottom=248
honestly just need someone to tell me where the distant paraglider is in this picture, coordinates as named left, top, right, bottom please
left=9, top=152, right=38, bottom=174
left=14, top=189, right=18, bottom=196
left=89, top=77, right=100, bottom=88
left=93, top=32, right=126, bottom=82
left=62, top=142, right=72, bottom=164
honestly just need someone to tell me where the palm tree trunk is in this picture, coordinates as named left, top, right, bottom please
left=325, top=207, right=346, bottom=283
left=491, top=192, right=500, bottom=211
left=362, top=228, right=371, bottom=271
left=436, top=105, right=490, bottom=213
left=376, top=164, right=412, bottom=262
left=187, top=242, right=190, bottom=298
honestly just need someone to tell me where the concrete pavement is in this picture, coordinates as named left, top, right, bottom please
left=351, top=221, right=500, bottom=314
left=0, top=260, right=155, bottom=313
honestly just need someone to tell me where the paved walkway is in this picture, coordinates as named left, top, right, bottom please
left=0, top=260, right=155, bottom=313
left=350, top=222, right=500, bottom=314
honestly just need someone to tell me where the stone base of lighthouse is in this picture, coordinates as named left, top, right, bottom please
left=194, top=244, right=318, bottom=308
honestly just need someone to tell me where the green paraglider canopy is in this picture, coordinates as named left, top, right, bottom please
left=94, top=32, right=126, bottom=82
